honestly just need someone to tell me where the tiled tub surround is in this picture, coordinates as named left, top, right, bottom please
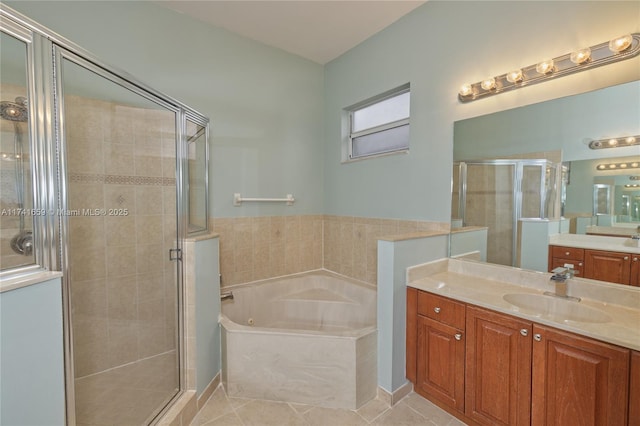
left=64, top=94, right=180, bottom=424
left=408, top=258, right=640, bottom=350
left=220, top=270, right=377, bottom=409
left=212, top=215, right=449, bottom=287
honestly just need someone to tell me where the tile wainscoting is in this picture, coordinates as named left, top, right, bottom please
left=212, top=215, right=450, bottom=287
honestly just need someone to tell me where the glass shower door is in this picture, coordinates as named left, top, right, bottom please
left=57, top=51, right=181, bottom=425
left=0, top=28, right=34, bottom=271
left=463, top=162, right=516, bottom=266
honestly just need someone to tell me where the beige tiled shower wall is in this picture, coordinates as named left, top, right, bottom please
left=213, top=215, right=449, bottom=287
left=65, top=94, right=178, bottom=378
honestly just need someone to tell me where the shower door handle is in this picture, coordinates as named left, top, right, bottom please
left=169, top=248, right=182, bottom=261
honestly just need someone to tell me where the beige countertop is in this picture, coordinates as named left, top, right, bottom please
left=549, top=233, right=640, bottom=255
left=407, top=258, right=640, bottom=351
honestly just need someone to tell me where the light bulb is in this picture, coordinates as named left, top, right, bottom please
left=459, top=83, right=474, bottom=97
left=609, top=164, right=617, bottom=169
left=480, top=78, right=496, bottom=91
left=506, top=69, right=523, bottom=83
left=536, top=59, right=554, bottom=75
left=597, top=164, right=606, bottom=170
left=608, top=138, right=618, bottom=146
left=620, top=163, right=628, bottom=168
left=631, top=162, right=639, bottom=168
left=626, top=136, right=637, bottom=144
left=570, top=47, right=591, bottom=64
left=608, top=34, right=633, bottom=53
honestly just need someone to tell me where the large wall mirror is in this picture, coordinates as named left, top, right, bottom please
left=451, top=80, right=640, bottom=275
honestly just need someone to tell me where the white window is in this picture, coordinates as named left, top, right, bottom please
left=347, top=85, right=410, bottom=160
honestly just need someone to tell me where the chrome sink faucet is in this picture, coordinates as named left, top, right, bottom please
left=545, top=266, right=581, bottom=301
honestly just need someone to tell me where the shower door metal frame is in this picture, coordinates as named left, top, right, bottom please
left=457, top=159, right=553, bottom=267
left=53, top=46, right=189, bottom=425
left=0, top=12, right=58, bottom=279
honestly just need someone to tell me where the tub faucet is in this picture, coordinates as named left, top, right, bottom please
left=545, top=266, right=580, bottom=301
left=220, top=291, right=234, bottom=301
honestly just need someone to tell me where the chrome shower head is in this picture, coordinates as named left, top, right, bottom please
left=0, top=97, right=28, bottom=122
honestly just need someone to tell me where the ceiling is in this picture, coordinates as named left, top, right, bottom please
left=157, top=1, right=426, bottom=64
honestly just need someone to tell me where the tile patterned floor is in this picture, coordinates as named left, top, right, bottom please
left=75, top=352, right=179, bottom=426
left=191, top=387, right=467, bottom=426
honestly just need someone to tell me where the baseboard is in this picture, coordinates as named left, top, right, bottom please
left=377, top=381, right=413, bottom=406
left=197, top=371, right=221, bottom=409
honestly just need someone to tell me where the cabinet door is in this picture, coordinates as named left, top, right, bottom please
left=416, top=315, right=465, bottom=412
left=531, top=325, right=629, bottom=426
left=583, top=249, right=631, bottom=284
left=631, top=256, right=640, bottom=287
left=465, top=307, right=532, bottom=426
left=630, top=351, right=640, bottom=426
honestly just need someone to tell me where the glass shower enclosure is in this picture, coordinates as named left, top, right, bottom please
left=453, top=159, right=560, bottom=267
left=0, top=6, right=209, bottom=425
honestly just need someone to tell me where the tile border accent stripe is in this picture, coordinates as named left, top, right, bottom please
left=69, top=173, right=176, bottom=186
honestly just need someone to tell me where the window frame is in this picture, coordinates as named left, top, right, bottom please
left=345, top=84, right=410, bottom=161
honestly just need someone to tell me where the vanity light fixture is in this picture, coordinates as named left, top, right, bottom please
left=625, top=184, right=640, bottom=188
left=589, top=135, right=639, bottom=149
left=596, top=161, right=640, bottom=171
left=630, top=176, right=640, bottom=181
left=458, top=33, right=640, bottom=102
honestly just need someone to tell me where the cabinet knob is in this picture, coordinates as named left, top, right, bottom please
left=533, top=333, right=542, bottom=342
left=565, top=251, right=570, bottom=256
left=624, top=256, right=629, bottom=261
left=578, top=263, right=583, bottom=266
left=634, top=257, right=639, bottom=262
left=454, top=333, right=462, bottom=341
left=520, top=329, right=528, bottom=336
left=434, top=307, right=441, bottom=314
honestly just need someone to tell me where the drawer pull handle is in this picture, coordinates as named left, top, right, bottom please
left=520, top=329, right=528, bottom=336
left=534, top=334, right=542, bottom=342
left=434, top=307, right=441, bottom=314
left=454, top=333, right=462, bottom=341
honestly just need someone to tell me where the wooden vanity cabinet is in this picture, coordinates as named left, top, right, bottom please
left=407, top=288, right=633, bottom=426
left=465, top=307, right=532, bottom=426
left=548, top=245, right=637, bottom=285
left=414, top=291, right=465, bottom=412
left=531, top=325, right=630, bottom=426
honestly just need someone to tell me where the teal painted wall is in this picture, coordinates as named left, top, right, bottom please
left=324, top=1, right=640, bottom=222
left=0, top=279, right=65, bottom=425
left=6, top=0, right=325, bottom=219
left=195, top=237, right=221, bottom=396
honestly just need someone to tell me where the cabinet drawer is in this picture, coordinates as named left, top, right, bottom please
left=550, top=246, right=584, bottom=261
left=550, top=258, right=583, bottom=275
left=417, top=292, right=465, bottom=329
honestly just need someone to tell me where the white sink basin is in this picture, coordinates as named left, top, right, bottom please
left=503, top=293, right=612, bottom=324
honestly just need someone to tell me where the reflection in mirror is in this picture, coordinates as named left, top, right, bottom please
left=0, top=30, right=34, bottom=271
left=452, top=81, right=640, bottom=284
left=186, top=119, right=208, bottom=234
